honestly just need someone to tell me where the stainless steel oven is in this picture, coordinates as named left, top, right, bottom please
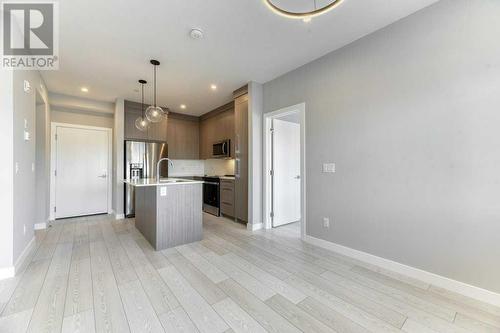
left=203, top=176, right=220, bottom=216
left=212, top=140, right=230, bottom=158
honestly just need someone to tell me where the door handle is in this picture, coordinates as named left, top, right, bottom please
left=98, top=174, right=107, bottom=178
left=294, top=175, right=300, bottom=179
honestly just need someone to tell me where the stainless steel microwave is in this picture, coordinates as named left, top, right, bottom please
left=212, top=139, right=230, bottom=158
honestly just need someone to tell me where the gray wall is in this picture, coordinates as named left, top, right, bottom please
left=113, top=99, right=125, bottom=216
left=248, top=82, right=264, bottom=228
left=12, top=70, right=50, bottom=264
left=51, top=108, right=114, bottom=128
left=35, top=95, right=51, bottom=226
left=263, top=0, right=500, bottom=293
left=0, top=69, right=14, bottom=269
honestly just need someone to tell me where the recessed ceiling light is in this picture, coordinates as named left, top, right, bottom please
left=81, top=87, right=89, bottom=93
left=180, top=104, right=186, bottom=109
left=210, top=84, right=217, bottom=91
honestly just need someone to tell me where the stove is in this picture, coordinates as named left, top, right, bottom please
left=202, top=176, right=220, bottom=216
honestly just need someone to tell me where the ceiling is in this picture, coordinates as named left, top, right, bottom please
left=42, top=0, right=439, bottom=116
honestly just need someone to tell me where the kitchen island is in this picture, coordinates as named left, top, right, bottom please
left=125, top=178, right=203, bottom=250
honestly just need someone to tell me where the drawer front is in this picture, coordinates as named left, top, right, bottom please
left=220, top=188, right=234, bottom=205
left=220, top=202, right=235, bottom=217
left=220, top=179, right=235, bottom=188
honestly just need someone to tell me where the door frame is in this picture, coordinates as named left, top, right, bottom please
left=49, top=122, right=113, bottom=221
left=263, top=103, right=306, bottom=240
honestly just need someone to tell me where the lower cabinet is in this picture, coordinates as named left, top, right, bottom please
left=220, top=179, right=235, bottom=217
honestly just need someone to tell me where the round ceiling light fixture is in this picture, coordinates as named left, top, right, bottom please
left=264, top=0, right=343, bottom=20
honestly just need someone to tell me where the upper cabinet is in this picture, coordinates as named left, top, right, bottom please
left=233, top=88, right=248, bottom=223
left=124, top=100, right=199, bottom=159
left=124, top=100, right=167, bottom=142
left=167, top=116, right=199, bottom=160
left=199, top=101, right=235, bottom=159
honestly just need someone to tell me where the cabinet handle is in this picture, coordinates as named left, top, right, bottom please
left=235, top=158, right=240, bottom=178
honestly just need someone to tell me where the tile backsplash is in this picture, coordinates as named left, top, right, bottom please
left=169, top=159, right=234, bottom=177
left=204, top=159, right=235, bottom=176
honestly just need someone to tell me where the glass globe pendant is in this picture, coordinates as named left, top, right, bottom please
left=135, top=79, right=150, bottom=131
left=264, top=0, right=342, bottom=20
left=145, top=60, right=168, bottom=123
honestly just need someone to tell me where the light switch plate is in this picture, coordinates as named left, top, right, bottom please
left=23, top=80, right=31, bottom=93
left=160, top=186, right=167, bottom=196
left=323, top=163, right=335, bottom=173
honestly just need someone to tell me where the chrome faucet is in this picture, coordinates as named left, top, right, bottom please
left=156, top=158, right=174, bottom=182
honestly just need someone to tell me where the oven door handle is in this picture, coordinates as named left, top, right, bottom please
left=204, top=182, right=220, bottom=186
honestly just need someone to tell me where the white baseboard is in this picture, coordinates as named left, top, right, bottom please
left=304, top=235, right=500, bottom=307
left=0, top=266, right=15, bottom=280
left=114, top=213, right=124, bottom=220
left=0, top=236, right=36, bottom=280
left=14, top=237, right=36, bottom=274
left=34, top=222, right=47, bottom=230
left=248, top=223, right=263, bottom=231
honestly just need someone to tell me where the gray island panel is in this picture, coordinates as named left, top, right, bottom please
left=134, top=182, right=203, bottom=250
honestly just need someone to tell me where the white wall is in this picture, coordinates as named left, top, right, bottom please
left=263, top=0, right=500, bottom=293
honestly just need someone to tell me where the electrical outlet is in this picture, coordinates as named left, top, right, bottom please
left=160, top=186, right=167, bottom=196
left=323, top=217, right=330, bottom=228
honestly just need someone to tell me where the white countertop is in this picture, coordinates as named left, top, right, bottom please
left=219, top=176, right=235, bottom=180
left=124, top=178, right=204, bottom=187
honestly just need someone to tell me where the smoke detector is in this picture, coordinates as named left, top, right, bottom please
left=189, top=28, right=204, bottom=40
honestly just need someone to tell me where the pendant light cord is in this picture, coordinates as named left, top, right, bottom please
left=153, top=65, right=157, bottom=108
left=141, top=83, right=145, bottom=118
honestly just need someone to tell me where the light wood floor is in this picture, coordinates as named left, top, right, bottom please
left=0, top=214, right=498, bottom=333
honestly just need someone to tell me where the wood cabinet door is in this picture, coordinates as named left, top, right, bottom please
left=167, top=117, right=199, bottom=159
left=124, top=109, right=148, bottom=140
left=148, top=117, right=168, bottom=142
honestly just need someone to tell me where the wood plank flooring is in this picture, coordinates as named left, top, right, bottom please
left=0, top=213, right=498, bottom=333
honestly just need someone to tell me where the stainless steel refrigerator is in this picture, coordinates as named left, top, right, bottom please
left=125, top=140, right=168, bottom=217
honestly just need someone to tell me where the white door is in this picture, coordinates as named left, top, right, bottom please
left=272, top=118, right=301, bottom=227
left=55, top=126, right=109, bottom=218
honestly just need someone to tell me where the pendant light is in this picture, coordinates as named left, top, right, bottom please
left=135, top=79, right=150, bottom=131
left=145, top=59, right=168, bottom=123
left=264, top=0, right=343, bottom=21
